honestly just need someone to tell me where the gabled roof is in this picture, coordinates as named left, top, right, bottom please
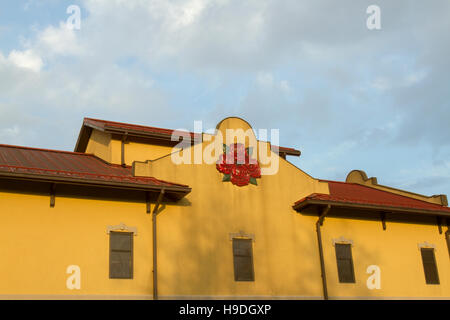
left=293, top=180, right=450, bottom=217
left=0, top=144, right=190, bottom=197
left=84, top=117, right=200, bottom=139
left=75, top=117, right=301, bottom=157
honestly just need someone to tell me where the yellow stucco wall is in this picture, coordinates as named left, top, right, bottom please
left=84, top=129, right=176, bottom=166
left=134, top=117, right=449, bottom=298
left=1, top=184, right=447, bottom=298
left=151, top=157, right=329, bottom=298
left=87, top=132, right=177, bottom=166
left=124, top=141, right=177, bottom=166
left=0, top=186, right=153, bottom=298
left=85, top=130, right=112, bottom=163
left=322, top=216, right=449, bottom=299
left=0, top=117, right=448, bottom=299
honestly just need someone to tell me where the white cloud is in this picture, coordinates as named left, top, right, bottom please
left=0, top=125, right=20, bottom=139
left=256, top=72, right=291, bottom=93
left=371, top=77, right=391, bottom=91
left=404, top=70, right=428, bottom=86
left=37, top=22, right=84, bottom=56
left=256, top=72, right=274, bottom=87
left=371, top=69, right=428, bottom=92
left=172, top=0, right=209, bottom=28
left=7, top=49, right=43, bottom=72
left=327, top=140, right=357, bottom=160
left=279, top=80, right=291, bottom=93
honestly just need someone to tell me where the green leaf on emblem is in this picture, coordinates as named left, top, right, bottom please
left=249, top=177, right=257, bottom=185
left=222, top=174, right=231, bottom=182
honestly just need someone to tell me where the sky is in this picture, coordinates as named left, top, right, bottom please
left=0, top=0, right=449, bottom=198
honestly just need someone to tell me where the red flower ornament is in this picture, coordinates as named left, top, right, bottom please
left=216, top=143, right=261, bottom=187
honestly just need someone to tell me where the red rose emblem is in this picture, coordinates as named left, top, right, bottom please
left=247, top=163, right=261, bottom=178
left=217, top=143, right=261, bottom=187
left=229, top=143, right=247, bottom=164
left=216, top=154, right=232, bottom=174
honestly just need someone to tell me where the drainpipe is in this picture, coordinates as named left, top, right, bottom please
left=445, top=227, right=450, bottom=258
left=121, top=133, right=128, bottom=167
left=316, top=205, right=331, bottom=300
left=152, top=188, right=165, bottom=300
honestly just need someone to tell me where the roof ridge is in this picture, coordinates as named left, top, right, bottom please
left=84, top=117, right=185, bottom=133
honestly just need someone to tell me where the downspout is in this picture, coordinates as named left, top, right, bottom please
left=445, top=224, right=450, bottom=258
left=152, top=188, right=165, bottom=300
left=121, top=133, right=128, bottom=167
left=316, top=204, right=331, bottom=300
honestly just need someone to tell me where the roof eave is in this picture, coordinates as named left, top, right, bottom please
left=271, top=146, right=301, bottom=157
left=293, top=199, right=450, bottom=218
left=0, top=171, right=191, bottom=198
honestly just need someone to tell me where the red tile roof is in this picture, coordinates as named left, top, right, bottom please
left=84, top=117, right=199, bottom=139
left=0, top=144, right=190, bottom=193
left=77, top=117, right=300, bottom=156
left=294, top=180, right=450, bottom=215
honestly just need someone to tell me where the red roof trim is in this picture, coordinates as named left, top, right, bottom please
left=84, top=117, right=200, bottom=138
left=0, top=144, right=190, bottom=191
left=81, top=117, right=300, bottom=156
left=0, top=164, right=180, bottom=185
left=294, top=181, right=450, bottom=214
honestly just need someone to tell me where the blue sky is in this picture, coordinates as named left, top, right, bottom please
left=0, top=0, right=449, bottom=198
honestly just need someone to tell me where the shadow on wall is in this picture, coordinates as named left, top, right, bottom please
left=156, top=183, right=327, bottom=299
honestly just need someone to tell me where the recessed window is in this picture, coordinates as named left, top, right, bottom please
left=335, top=243, right=355, bottom=283
left=420, top=248, right=439, bottom=285
left=109, top=231, right=133, bottom=279
left=232, top=238, right=254, bottom=281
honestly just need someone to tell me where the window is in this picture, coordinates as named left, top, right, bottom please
left=232, top=238, right=254, bottom=281
left=335, top=243, right=355, bottom=283
left=109, top=231, right=133, bottom=279
left=420, top=248, right=439, bottom=285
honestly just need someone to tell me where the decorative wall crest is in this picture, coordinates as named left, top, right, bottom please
left=216, top=143, right=261, bottom=187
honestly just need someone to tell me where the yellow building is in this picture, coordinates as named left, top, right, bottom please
left=0, top=116, right=448, bottom=299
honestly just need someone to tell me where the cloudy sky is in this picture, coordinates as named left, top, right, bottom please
left=0, top=0, right=449, bottom=198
